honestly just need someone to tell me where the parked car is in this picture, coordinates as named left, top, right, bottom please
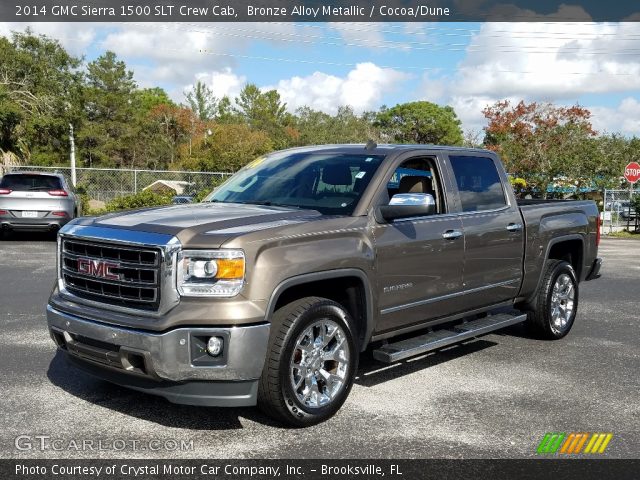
left=47, top=144, right=601, bottom=426
left=171, top=194, right=195, bottom=204
left=617, top=201, right=637, bottom=220
left=0, top=172, right=79, bottom=235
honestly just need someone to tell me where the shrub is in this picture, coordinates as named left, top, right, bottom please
left=104, top=190, right=173, bottom=212
left=85, top=190, right=173, bottom=216
left=74, top=185, right=92, bottom=216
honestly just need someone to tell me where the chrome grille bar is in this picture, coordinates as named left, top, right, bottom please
left=61, top=238, right=161, bottom=310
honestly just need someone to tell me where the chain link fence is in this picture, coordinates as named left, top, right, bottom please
left=5, top=166, right=233, bottom=203
left=603, top=188, right=639, bottom=233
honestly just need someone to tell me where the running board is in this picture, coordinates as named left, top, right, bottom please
left=372, top=313, right=527, bottom=363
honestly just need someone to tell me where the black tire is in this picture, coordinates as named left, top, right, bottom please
left=525, top=260, right=579, bottom=340
left=258, top=296, right=358, bottom=427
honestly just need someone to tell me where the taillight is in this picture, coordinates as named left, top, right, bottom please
left=0, top=210, right=7, bottom=215
left=0, top=188, right=12, bottom=195
left=51, top=211, right=67, bottom=217
left=48, top=189, right=68, bottom=197
left=596, top=214, right=601, bottom=246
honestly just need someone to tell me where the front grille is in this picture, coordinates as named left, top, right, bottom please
left=61, top=238, right=161, bottom=310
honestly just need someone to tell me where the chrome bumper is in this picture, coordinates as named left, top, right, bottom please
left=47, top=305, right=270, bottom=383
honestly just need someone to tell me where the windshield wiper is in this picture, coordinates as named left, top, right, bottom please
left=207, top=199, right=300, bottom=209
left=246, top=201, right=300, bottom=209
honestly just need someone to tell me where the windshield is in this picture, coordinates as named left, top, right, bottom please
left=206, top=151, right=385, bottom=215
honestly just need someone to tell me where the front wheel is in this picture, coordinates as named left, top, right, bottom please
left=525, top=260, right=579, bottom=340
left=258, top=297, right=358, bottom=427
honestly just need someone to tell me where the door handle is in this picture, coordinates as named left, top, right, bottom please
left=506, top=223, right=523, bottom=232
left=442, top=229, right=463, bottom=240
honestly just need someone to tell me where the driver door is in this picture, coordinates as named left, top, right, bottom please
left=372, top=155, right=465, bottom=334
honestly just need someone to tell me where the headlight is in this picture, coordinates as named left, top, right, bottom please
left=177, top=249, right=245, bottom=297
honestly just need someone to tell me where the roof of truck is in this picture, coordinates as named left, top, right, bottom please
left=274, top=143, right=495, bottom=156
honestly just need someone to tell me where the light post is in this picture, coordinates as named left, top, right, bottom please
left=69, top=123, right=76, bottom=187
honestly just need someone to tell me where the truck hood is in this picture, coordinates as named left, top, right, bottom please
left=81, top=202, right=322, bottom=246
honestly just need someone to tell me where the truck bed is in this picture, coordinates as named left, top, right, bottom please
left=516, top=199, right=599, bottom=301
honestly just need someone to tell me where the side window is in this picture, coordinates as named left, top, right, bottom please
left=449, top=156, right=507, bottom=212
left=387, top=157, right=444, bottom=214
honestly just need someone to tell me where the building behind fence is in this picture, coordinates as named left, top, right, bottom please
left=7, top=166, right=232, bottom=203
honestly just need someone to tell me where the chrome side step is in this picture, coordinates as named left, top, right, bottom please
left=372, top=313, right=527, bottom=363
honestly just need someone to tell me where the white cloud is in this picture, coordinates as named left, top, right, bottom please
left=0, top=22, right=97, bottom=55
left=328, top=23, right=388, bottom=49
left=193, top=68, right=247, bottom=100
left=591, top=98, right=640, bottom=136
left=100, top=22, right=296, bottom=87
left=268, top=62, right=410, bottom=114
left=453, top=22, right=640, bottom=99
left=412, top=21, right=640, bottom=136
left=447, top=95, right=496, bottom=133
left=327, top=22, right=421, bottom=52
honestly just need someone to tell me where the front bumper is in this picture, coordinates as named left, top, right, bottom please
left=47, top=305, right=270, bottom=407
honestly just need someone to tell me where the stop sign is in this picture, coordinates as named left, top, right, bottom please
left=624, top=162, right=640, bottom=184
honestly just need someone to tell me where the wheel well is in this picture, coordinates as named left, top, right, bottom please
left=548, top=239, right=583, bottom=280
left=273, top=277, right=368, bottom=349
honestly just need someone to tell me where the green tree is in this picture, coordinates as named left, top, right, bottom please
left=184, top=81, right=217, bottom=121
left=215, top=96, right=237, bottom=123
left=133, top=87, right=173, bottom=114
left=127, top=87, right=177, bottom=169
left=182, top=123, right=272, bottom=172
left=234, top=83, right=293, bottom=148
left=148, top=103, right=198, bottom=167
left=375, top=101, right=463, bottom=145
left=0, top=31, right=82, bottom=166
left=579, top=134, right=635, bottom=193
left=294, top=106, right=379, bottom=145
left=79, top=51, right=137, bottom=167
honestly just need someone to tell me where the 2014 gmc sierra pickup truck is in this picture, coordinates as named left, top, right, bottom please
left=47, top=144, right=602, bottom=426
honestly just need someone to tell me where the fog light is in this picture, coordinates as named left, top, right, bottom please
left=206, top=336, right=223, bottom=356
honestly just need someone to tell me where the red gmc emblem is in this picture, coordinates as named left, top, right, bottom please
left=77, top=258, right=121, bottom=281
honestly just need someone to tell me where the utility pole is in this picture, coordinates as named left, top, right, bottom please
left=69, top=123, right=77, bottom=187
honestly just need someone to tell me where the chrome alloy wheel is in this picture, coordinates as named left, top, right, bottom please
left=289, top=319, right=350, bottom=409
left=550, top=273, right=575, bottom=334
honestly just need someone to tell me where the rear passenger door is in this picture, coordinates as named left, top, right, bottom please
left=447, top=154, right=524, bottom=309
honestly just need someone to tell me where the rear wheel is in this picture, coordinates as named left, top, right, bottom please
left=525, top=260, right=579, bottom=339
left=258, top=296, right=358, bottom=427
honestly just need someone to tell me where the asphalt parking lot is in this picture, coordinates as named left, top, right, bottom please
left=0, top=234, right=638, bottom=459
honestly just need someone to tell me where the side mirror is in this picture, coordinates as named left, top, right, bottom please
left=376, top=193, right=436, bottom=223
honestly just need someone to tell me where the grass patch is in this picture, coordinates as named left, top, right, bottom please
left=605, top=230, right=640, bottom=238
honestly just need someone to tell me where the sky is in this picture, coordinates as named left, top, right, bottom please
left=1, top=20, right=639, bottom=137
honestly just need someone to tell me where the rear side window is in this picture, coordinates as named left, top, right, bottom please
left=0, top=174, right=63, bottom=191
left=449, top=156, right=506, bottom=212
